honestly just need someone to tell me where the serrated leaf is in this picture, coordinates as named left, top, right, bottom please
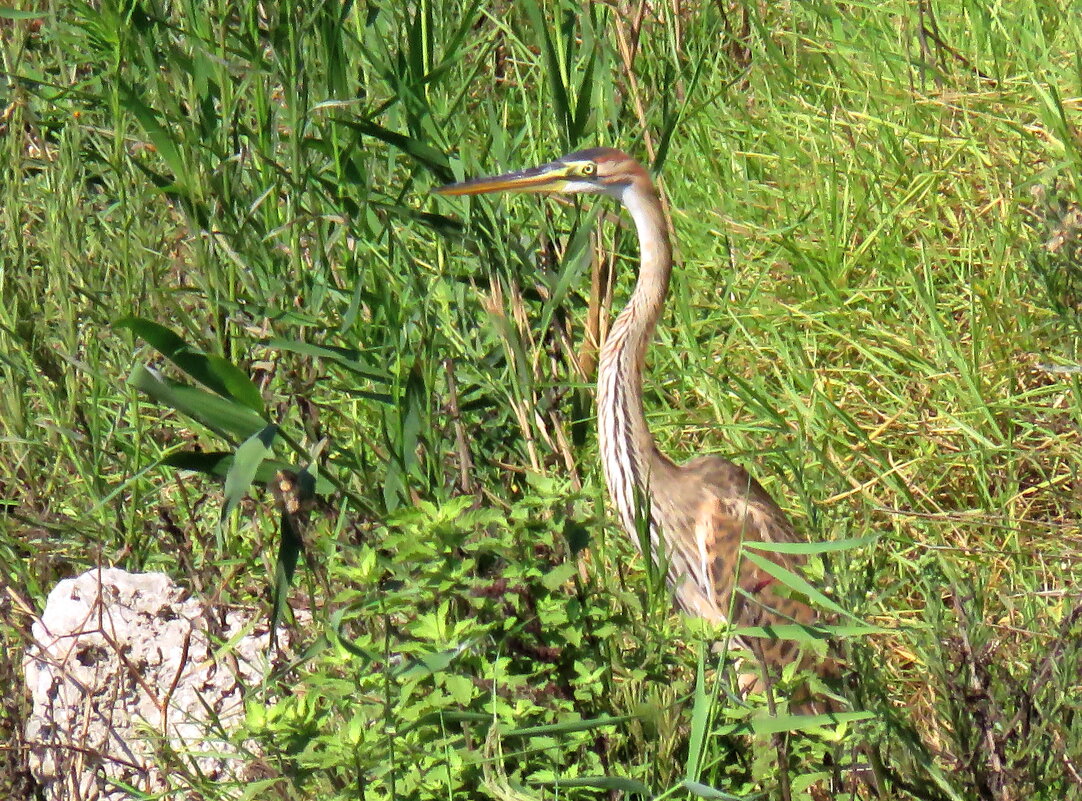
left=330, top=608, right=380, bottom=662
left=561, top=518, right=590, bottom=555
left=394, top=645, right=467, bottom=680
left=541, top=561, right=576, bottom=591
left=443, top=674, right=474, bottom=706
left=418, top=648, right=459, bottom=674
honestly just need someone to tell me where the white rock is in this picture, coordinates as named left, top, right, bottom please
left=24, top=568, right=286, bottom=800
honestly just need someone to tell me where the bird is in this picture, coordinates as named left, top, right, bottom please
left=435, top=147, right=838, bottom=705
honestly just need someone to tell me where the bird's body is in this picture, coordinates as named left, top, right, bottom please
left=436, top=147, right=835, bottom=693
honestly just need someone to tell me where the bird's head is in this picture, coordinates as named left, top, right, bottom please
left=434, top=147, right=653, bottom=200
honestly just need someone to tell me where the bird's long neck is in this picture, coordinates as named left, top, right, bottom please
left=597, top=181, right=672, bottom=538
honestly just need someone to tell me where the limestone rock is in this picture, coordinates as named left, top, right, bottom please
left=24, top=568, right=284, bottom=800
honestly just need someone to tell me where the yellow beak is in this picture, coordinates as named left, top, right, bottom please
left=434, top=163, right=570, bottom=196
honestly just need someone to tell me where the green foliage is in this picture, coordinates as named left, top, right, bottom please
left=248, top=496, right=642, bottom=798
left=3, top=0, right=1082, bottom=799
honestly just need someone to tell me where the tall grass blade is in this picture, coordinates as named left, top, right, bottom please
left=714, top=711, right=873, bottom=738
left=530, top=776, right=651, bottom=795
left=741, top=550, right=862, bottom=623
left=742, top=534, right=878, bottom=555
left=684, top=644, right=711, bottom=783
left=502, top=714, right=637, bottom=738
left=118, top=82, right=190, bottom=192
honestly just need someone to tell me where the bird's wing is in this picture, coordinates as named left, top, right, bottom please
left=675, top=456, right=829, bottom=669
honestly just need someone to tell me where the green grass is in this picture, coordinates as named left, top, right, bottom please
left=3, top=0, right=1082, bottom=799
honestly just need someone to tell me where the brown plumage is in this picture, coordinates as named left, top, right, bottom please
left=436, top=147, right=838, bottom=706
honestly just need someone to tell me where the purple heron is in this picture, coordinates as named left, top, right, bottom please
left=436, top=148, right=838, bottom=700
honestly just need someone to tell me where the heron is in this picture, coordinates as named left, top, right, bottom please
left=435, top=147, right=838, bottom=702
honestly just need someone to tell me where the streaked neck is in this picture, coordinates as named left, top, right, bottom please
left=596, top=181, right=672, bottom=535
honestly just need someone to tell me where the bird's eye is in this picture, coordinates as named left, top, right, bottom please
left=581, top=163, right=597, bottom=176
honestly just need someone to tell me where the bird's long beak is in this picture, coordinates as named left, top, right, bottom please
left=434, top=162, right=570, bottom=196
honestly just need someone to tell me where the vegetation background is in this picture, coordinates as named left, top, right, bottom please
left=2, top=0, right=1082, bottom=798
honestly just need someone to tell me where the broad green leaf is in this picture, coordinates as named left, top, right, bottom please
left=221, top=425, right=278, bottom=523
left=522, top=0, right=571, bottom=145
left=340, top=119, right=452, bottom=179
left=538, top=207, right=597, bottom=335
left=238, top=778, right=289, bottom=800
left=394, top=645, right=468, bottom=680
left=269, top=506, right=303, bottom=648
left=117, top=317, right=264, bottom=413
left=129, top=366, right=266, bottom=441
left=163, top=451, right=333, bottom=495
left=571, top=42, right=597, bottom=143
left=561, top=518, right=591, bottom=555
left=204, top=355, right=265, bottom=414
left=443, top=674, right=474, bottom=706
left=791, top=772, right=833, bottom=796
left=267, top=466, right=315, bottom=645
left=0, top=8, right=47, bottom=18
left=264, top=336, right=390, bottom=384
left=330, top=608, right=380, bottom=663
